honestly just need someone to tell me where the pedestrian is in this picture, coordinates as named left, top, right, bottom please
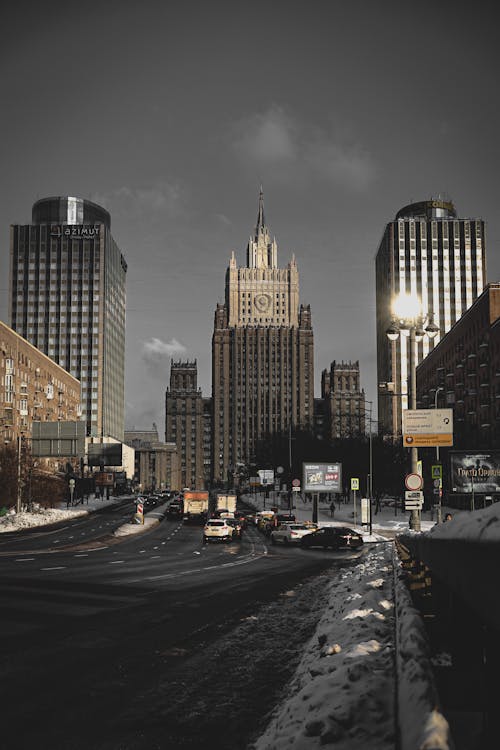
left=444, top=512, right=452, bottom=522
left=330, top=501, right=335, bottom=518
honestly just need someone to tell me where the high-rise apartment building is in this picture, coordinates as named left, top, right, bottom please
left=212, top=190, right=314, bottom=483
left=376, top=198, right=486, bottom=437
left=165, top=360, right=212, bottom=489
left=321, top=360, right=366, bottom=439
left=9, top=197, right=127, bottom=440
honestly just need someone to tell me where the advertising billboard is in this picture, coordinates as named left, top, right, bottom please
left=450, top=452, right=500, bottom=494
left=87, top=443, right=123, bottom=467
left=31, top=420, right=85, bottom=457
left=302, top=463, right=342, bottom=493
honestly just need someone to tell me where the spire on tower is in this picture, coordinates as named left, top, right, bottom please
left=256, top=185, right=265, bottom=234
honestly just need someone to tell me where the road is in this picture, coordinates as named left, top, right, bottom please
left=0, top=507, right=365, bottom=750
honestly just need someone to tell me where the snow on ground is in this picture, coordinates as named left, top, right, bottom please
left=245, top=493, right=455, bottom=749
left=0, top=495, right=127, bottom=533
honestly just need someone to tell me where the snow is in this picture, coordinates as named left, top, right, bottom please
left=246, top=494, right=456, bottom=749
left=0, top=495, right=141, bottom=534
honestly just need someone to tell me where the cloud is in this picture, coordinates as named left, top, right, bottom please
left=232, top=105, right=297, bottom=162
left=91, top=179, right=184, bottom=219
left=142, top=337, right=187, bottom=378
left=305, top=139, right=377, bottom=191
left=231, top=106, right=377, bottom=191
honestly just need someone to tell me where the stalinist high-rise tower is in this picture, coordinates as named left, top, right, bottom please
left=212, top=190, right=314, bottom=483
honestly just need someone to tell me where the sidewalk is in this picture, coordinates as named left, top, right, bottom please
left=242, top=492, right=450, bottom=540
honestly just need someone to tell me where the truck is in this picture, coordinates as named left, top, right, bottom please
left=183, top=490, right=209, bottom=524
left=216, top=494, right=237, bottom=517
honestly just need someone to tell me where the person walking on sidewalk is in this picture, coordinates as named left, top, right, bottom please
left=330, top=500, right=335, bottom=518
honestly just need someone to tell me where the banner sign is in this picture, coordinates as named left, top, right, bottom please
left=450, top=452, right=500, bottom=494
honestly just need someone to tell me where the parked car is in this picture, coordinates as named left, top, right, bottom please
left=270, top=523, right=317, bottom=545
left=299, top=526, right=363, bottom=550
left=203, top=518, right=234, bottom=543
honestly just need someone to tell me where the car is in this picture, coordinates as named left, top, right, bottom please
left=270, top=523, right=317, bottom=545
left=203, top=518, right=234, bottom=543
left=225, top=517, right=244, bottom=539
left=167, top=501, right=183, bottom=518
left=276, top=513, right=296, bottom=524
left=299, top=526, right=364, bottom=550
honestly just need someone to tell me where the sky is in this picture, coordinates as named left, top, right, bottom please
left=1, top=0, right=500, bottom=435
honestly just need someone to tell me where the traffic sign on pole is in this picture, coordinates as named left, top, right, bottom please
left=405, top=473, right=423, bottom=491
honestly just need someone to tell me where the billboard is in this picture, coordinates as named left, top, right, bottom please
left=303, top=463, right=342, bottom=493
left=87, top=443, right=123, bottom=467
left=450, top=452, right=500, bottom=494
left=402, top=408, right=453, bottom=448
left=31, top=420, right=85, bottom=457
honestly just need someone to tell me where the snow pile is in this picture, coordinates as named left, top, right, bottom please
left=250, top=545, right=397, bottom=749
left=427, top=502, right=500, bottom=541
left=0, top=497, right=120, bottom=533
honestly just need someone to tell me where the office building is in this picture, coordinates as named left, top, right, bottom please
left=9, top=196, right=127, bottom=440
left=321, top=360, right=366, bottom=439
left=376, top=198, right=486, bottom=437
left=212, top=190, right=314, bottom=483
left=165, top=360, right=211, bottom=489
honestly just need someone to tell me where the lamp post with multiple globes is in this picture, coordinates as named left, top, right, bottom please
left=386, top=293, right=439, bottom=531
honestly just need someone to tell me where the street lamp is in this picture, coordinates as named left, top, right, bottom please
left=434, top=386, right=445, bottom=524
left=386, top=293, right=439, bottom=531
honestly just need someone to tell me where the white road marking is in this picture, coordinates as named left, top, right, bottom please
left=41, top=566, right=66, bottom=571
left=15, top=558, right=35, bottom=562
left=109, top=560, right=125, bottom=564
left=74, top=554, right=88, bottom=557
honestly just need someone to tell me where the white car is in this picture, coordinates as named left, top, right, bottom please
left=203, top=519, right=234, bottom=543
left=270, top=523, right=317, bottom=545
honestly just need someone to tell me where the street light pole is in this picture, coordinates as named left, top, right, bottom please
left=434, top=386, right=444, bottom=524
left=386, top=293, right=439, bottom=533
left=16, top=434, right=23, bottom=514
left=408, top=325, right=420, bottom=531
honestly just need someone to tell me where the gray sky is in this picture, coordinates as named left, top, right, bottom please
left=1, top=1, right=499, bottom=434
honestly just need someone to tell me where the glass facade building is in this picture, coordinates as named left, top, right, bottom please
left=9, top=197, right=127, bottom=440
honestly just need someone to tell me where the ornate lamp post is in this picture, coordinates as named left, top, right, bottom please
left=386, top=293, right=439, bottom=531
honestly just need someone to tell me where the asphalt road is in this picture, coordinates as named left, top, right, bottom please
left=0, top=511, right=364, bottom=750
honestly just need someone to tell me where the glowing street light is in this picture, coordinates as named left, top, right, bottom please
left=386, top=293, right=439, bottom=531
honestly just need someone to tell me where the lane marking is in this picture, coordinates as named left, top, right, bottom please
left=41, top=566, right=66, bottom=571
left=74, top=554, right=88, bottom=557
left=15, top=558, right=35, bottom=562
left=109, top=560, right=125, bottom=564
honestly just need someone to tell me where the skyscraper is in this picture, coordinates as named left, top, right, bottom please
left=376, top=198, right=486, bottom=437
left=321, top=360, right=366, bottom=439
left=165, top=360, right=212, bottom=489
left=9, top=197, right=127, bottom=440
left=212, top=190, right=314, bottom=484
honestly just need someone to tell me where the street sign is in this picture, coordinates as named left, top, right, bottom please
left=431, top=464, right=442, bottom=479
left=405, top=473, right=423, bottom=491
left=292, top=479, right=300, bottom=487
left=402, top=408, right=453, bottom=448
left=351, top=478, right=359, bottom=490
left=405, top=490, right=423, bottom=501
left=292, top=486, right=301, bottom=492
left=137, top=502, right=144, bottom=514
left=405, top=500, right=424, bottom=510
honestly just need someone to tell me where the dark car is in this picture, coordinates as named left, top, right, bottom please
left=300, top=526, right=363, bottom=550
left=167, top=501, right=183, bottom=518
